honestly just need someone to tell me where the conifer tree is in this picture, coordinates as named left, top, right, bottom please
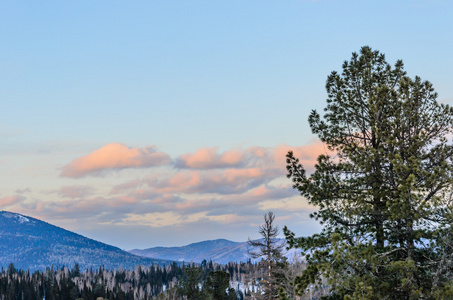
left=180, top=266, right=203, bottom=300
left=205, top=270, right=236, bottom=300
left=285, top=46, right=453, bottom=299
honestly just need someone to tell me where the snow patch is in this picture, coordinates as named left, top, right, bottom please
left=1, top=212, right=32, bottom=224
left=17, top=215, right=30, bottom=223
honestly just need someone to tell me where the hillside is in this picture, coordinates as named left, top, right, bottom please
left=130, top=239, right=246, bottom=264
left=0, top=211, right=171, bottom=271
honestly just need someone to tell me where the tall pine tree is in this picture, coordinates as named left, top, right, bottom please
left=285, top=46, right=453, bottom=299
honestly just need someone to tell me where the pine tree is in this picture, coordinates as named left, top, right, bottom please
left=285, top=46, right=453, bottom=299
left=179, top=266, right=203, bottom=300
left=205, top=270, right=236, bottom=300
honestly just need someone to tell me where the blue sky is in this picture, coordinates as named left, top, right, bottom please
left=1, top=0, right=452, bottom=249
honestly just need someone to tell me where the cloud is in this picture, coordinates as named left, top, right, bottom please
left=159, top=185, right=294, bottom=217
left=174, top=141, right=330, bottom=172
left=175, top=147, right=246, bottom=169
left=57, top=185, right=95, bottom=199
left=109, top=179, right=144, bottom=195
left=149, top=168, right=281, bottom=195
left=273, top=141, right=331, bottom=173
left=0, top=195, right=26, bottom=208
left=81, top=142, right=326, bottom=203
left=18, top=140, right=330, bottom=243
left=6, top=183, right=315, bottom=248
left=15, top=188, right=31, bottom=194
left=60, top=143, right=171, bottom=178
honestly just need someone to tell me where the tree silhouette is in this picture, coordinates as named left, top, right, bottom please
left=249, top=212, right=286, bottom=299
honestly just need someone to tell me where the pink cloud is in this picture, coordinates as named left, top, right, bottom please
left=107, top=141, right=329, bottom=197
left=150, top=167, right=280, bottom=195
left=60, top=143, right=171, bottom=178
left=174, top=141, right=330, bottom=172
left=0, top=195, right=26, bottom=207
left=249, top=185, right=296, bottom=199
left=10, top=141, right=331, bottom=228
left=273, top=141, right=331, bottom=173
left=5, top=184, right=302, bottom=230
left=170, top=185, right=296, bottom=215
left=175, top=147, right=245, bottom=169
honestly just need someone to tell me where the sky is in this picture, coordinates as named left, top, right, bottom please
left=1, top=0, right=452, bottom=250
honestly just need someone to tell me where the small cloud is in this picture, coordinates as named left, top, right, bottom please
left=110, top=179, right=144, bottom=195
left=15, top=188, right=31, bottom=194
left=250, top=184, right=297, bottom=200
left=60, top=143, right=171, bottom=178
left=0, top=195, right=26, bottom=208
left=273, top=140, right=331, bottom=173
left=175, top=147, right=245, bottom=169
left=57, top=185, right=95, bottom=199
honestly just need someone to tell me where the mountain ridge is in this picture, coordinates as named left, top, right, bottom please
left=129, top=238, right=246, bottom=264
left=129, top=238, right=299, bottom=264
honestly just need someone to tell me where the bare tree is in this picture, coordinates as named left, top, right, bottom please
left=248, top=212, right=286, bottom=300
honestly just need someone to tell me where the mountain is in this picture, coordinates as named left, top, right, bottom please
left=129, top=238, right=300, bottom=264
left=130, top=239, right=245, bottom=264
left=0, top=211, right=171, bottom=271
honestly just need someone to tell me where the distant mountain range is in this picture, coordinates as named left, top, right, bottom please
left=0, top=210, right=301, bottom=271
left=129, top=238, right=300, bottom=265
left=0, top=211, right=171, bottom=271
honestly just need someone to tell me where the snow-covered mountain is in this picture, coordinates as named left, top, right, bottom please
left=0, top=210, right=170, bottom=271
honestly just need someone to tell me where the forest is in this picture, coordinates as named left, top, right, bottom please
left=0, top=257, right=317, bottom=300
